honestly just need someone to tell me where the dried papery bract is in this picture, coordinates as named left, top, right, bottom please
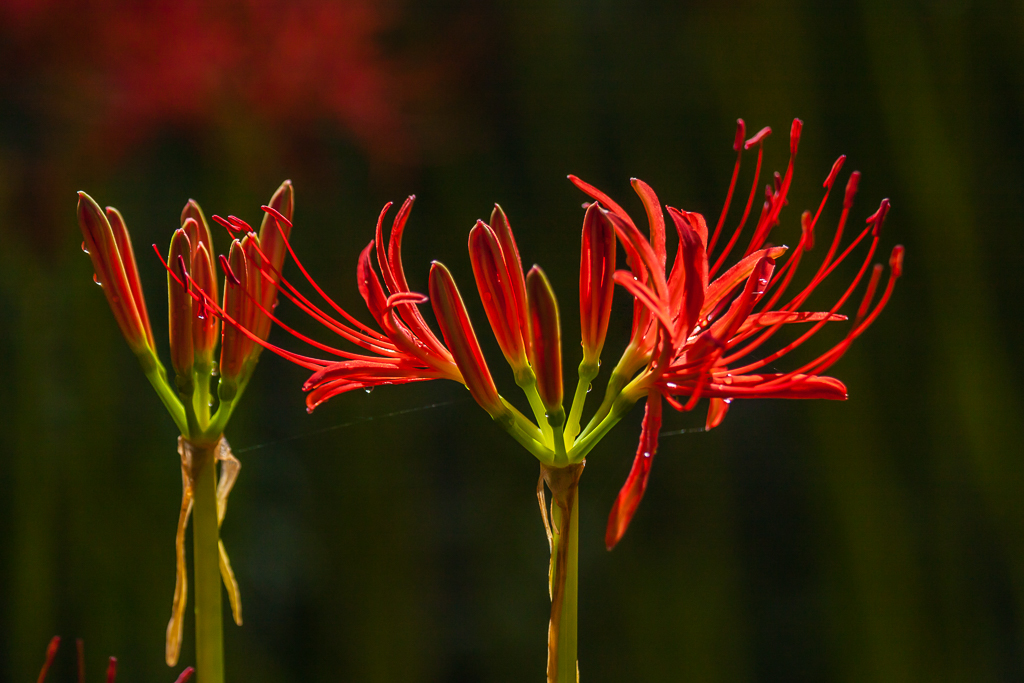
left=76, top=181, right=295, bottom=682
left=243, top=119, right=900, bottom=683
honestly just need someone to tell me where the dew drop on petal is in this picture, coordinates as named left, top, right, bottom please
left=93, top=273, right=102, bottom=286
left=364, top=387, right=374, bottom=394
left=642, top=451, right=652, bottom=459
left=723, top=375, right=733, bottom=385
left=81, top=241, right=90, bottom=254
left=724, top=398, right=733, bottom=404
left=586, top=384, right=592, bottom=394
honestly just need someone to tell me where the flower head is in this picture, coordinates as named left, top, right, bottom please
left=77, top=180, right=294, bottom=664
left=569, top=119, right=903, bottom=548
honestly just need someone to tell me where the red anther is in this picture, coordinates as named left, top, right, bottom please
left=844, top=171, right=861, bottom=209
left=744, top=126, right=772, bottom=149
left=800, top=210, right=814, bottom=250
left=733, top=118, right=746, bottom=152
left=825, top=155, right=846, bottom=188
left=789, top=118, right=804, bottom=155
left=773, top=171, right=782, bottom=194
left=260, top=204, right=293, bottom=228
left=869, top=198, right=891, bottom=236
left=172, top=668, right=196, bottom=683
left=889, top=244, right=905, bottom=277
left=176, top=254, right=188, bottom=279
left=212, top=215, right=238, bottom=233
left=37, top=636, right=60, bottom=683
left=105, top=657, right=117, bottom=683
left=218, top=253, right=241, bottom=286
left=227, top=215, right=253, bottom=232
left=386, top=291, right=428, bottom=308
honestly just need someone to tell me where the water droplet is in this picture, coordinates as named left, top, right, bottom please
left=586, top=384, right=592, bottom=393
left=211, top=363, right=219, bottom=377
left=723, top=375, right=733, bottom=385
left=93, top=273, right=102, bottom=286
left=642, top=451, right=652, bottom=459
left=364, top=387, right=374, bottom=394
left=665, top=382, right=678, bottom=389
left=723, top=398, right=733, bottom=404
left=81, top=241, right=90, bottom=254
left=597, top=359, right=602, bottom=367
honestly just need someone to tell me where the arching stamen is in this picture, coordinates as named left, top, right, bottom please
left=710, top=137, right=766, bottom=276
left=247, top=207, right=388, bottom=339
left=709, top=119, right=746, bottom=254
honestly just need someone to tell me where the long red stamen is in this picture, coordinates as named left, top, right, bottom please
left=708, top=119, right=746, bottom=254
left=710, top=137, right=766, bottom=276
left=154, top=245, right=326, bottom=370
left=226, top=210, right=385, bottom=340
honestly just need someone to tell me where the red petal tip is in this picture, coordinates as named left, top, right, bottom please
left=173, top=667, right=196, bottom=683
left=105, top=657, right=117, bottom=683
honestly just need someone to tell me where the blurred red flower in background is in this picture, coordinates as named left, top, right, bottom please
left=1, top=0, right=407, bottom=161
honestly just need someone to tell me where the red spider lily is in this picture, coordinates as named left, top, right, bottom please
left=78, top=181, right=294, bottom=667
left=570, top=119, right=904, bottom=549
left=35, top=637, right=195, bottom=683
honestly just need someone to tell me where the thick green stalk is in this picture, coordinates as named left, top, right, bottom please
left=192, top=444, right=225, bottom=683
left=544, top=464, right=583, bottom=683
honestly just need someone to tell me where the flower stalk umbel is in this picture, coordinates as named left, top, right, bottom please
left=244, top=120, right=901, bottom=682
left=76, top=181, right=295, bottom=683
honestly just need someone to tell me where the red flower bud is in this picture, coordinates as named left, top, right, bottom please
left=181, top=200, right=217, bottom=303
left=526, top=266, right=563, bottom=412
left=429, top=262, right=503, bottom=416
left=489, top=205, right=531, bottom=357
left=77, top=192, right=153, bottom=354
left=255, top=180, right=294, bottom=339
left=190, top=242, right=218, bottom=367
left=579, top=203, right=616, bottom=364
left=167, top=229, right=193, bottom=379
left=219, top=240, right=252, bottom=382
left=468, top=221, right=528, bottom=371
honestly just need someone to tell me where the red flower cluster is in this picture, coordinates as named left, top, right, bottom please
left=1, top=0, right=407, bottom=162
left=225, top=119, right=901, bottom=549
left=570, top=119, right=903, bottom=547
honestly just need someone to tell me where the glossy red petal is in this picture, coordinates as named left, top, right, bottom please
left=705, top=397, right=729, bottom=430
left=579, top=204, right=616, bottom=363
left=526, top=266, right=563, bottom=412
left=469, top=222, right=528, bottom=368
left=429, top=262, right=502, bottom=415
left=605, top=392, right=662, bottom=549
left=167, top=229, right=194, bottom=378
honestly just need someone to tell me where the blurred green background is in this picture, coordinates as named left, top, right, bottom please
left=2, top=0, right=1022, bottom=681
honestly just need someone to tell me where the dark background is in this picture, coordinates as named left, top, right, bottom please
left=2, top=0, right=1022, bottom=681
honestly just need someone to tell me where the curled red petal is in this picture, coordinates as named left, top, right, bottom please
left=706, top=397, right=729, bottom=430
left=605, top=392, right=663, bottom=549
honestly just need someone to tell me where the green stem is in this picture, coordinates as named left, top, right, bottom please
left=545, top=465, right=582, bottom=683
left=564, top=361, right=599, bottom=450
left=192, top=444, right=225, bottom=683
left=139, top=353, right=188, bottom=434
